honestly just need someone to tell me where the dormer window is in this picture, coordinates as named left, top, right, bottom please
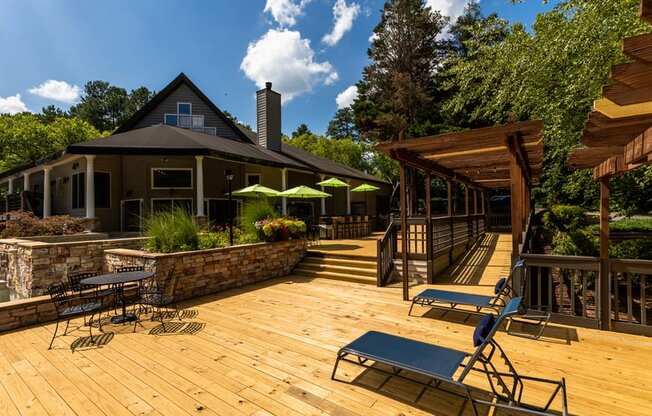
left=177, top=102, right=191, bottom=115
left=163, top=101, right=217, bottom=135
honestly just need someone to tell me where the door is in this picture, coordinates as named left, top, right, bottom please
left=121, top=199, right=142, bottom=232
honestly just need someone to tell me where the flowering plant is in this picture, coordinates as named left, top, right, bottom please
left=254, top=217, right=306, bottom=242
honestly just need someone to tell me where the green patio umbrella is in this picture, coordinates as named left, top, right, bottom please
left=231, top=184, right=281, bottom=197
left=351, top=183, right=380, bottom=215
left=279, top=185, right=331, bottom=198
left=317, top=177, right=349, bottom=215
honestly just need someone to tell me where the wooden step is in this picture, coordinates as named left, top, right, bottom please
left=297, top=262, right=376, bottom=277
left=301, top=256, right=377, bottom=270
left=292, top=267, right=377, bottom=285
left=305, top=251, right=376, bottom=262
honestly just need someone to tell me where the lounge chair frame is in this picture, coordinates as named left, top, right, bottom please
left=409, top=260, right=552, bottom=340
left=332, top=298, right=568, bottom=416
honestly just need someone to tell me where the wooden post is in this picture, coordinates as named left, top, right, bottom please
left=400, top=162, right=409, bottom=301
left=509, top=143, right=523, bottom=259
left=599, top=178, right=611, bottom=330
left=425, top=174, right=433, bottom=284
left=448, top=181, right=454, bottom=265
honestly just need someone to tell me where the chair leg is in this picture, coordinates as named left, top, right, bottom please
left=408, top=300, right=416, bottom=316
left=175, top=303, right=182, bottom=321
left=89, top=313, right=94, bottom=344
left=63, top=319, right=70, bottom=336
left=49, top=320, right=59, bottom=350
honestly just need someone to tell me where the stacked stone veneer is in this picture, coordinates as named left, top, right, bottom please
left=104, top=239, right=307, bottom=302
left=0, top=236, right=147, bottom=299
left=0, top=239, right=306, bottom=332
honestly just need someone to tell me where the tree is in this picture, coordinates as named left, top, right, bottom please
left=441, top=0, right=648, bottom=208
left=0, top=113, right=102, bottom=172
left=291, top=123, right=311, bottom=138
left=326, top=108, right=360, bottom=141
left=353, top=0, right=448, bottom=141
left=284, top=131, right=371, bottom=173
left=38, top=105, right=69, bottom=124
left=222, top=111, right=252, bottom=131
left=70, top=81, right=154, bottom=132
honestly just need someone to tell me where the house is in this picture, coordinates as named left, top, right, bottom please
left=0, top=73, right=390, bottom=232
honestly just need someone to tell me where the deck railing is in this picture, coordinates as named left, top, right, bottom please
left=377, top=214, right=485, bottom=286
left=610, top=259, right=652, bottom=336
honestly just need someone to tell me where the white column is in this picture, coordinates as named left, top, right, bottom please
left=7, top=178, right=13, bottom=194
left=346, top=180, right=351, bottom=215
left=320, top=174, right=326, bottom=216
left=195, top=156, right=205, bottom=216
left=281, top=168, right=288, bottom=216
left=23, top=172, right=30, bottom=192
left=43, top=167, right=51, bottom=218
left=85, top=155, right=95, bottom=219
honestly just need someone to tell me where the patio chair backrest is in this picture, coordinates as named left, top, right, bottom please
left=68, top=271, right=97, bottom=293
left=116, top=265, right=144, bottom=273
left=458, top=296, right=523, bottom=382
left=48, top=282, right=69, bottom=312
left=494, top=259, right=525, bottom=298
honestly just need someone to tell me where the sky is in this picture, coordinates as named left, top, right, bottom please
left=0, top=0, right=560, bottom=135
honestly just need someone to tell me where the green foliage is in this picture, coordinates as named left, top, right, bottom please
left=610, top=166, right=652, bottom=215
left=610, top=239, right=652, bottom=260
left=292, top=123, right=311, bottom=138
left=609, top=218, right=652, bottom=233
left=0, top=211, right=90, bottom=238
left=284, top=132, right=372, bottom=173
left=198, top=228, right=260, bottom=249
left=0, top=113, right=102, bottom=172
left=69, top=80, right=154, bottom=132
left=240, top=199, right=279, bottom=235
left=144, top=209, right=200, bottom=253
left=441, top=0, right=647, bottom=207
left=551, top=229, right=598, bottom=256
left=543, top=204, right=588, bottom=233
left=326, top=108, right=359, bottom=141
left=354, top=0, right=448, bottom=140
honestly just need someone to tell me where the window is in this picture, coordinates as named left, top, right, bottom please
left=164, top=114, right=178, bottom=126
left=151, top=198, right=193, bottom=214
left=72, top=172, right=85, bottom=209
left=205, top=199, right=242, bottom=226
left=151, top=168, right=193, bottom=189
left=95, top=172, right=111, bottom=209
left=246, top=173, right=261, bottom=186
left=177, top=102, right=192, bottom=115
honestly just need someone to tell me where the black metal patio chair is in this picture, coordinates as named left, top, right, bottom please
left=134, top=266, right=181, bottom=332
left=47, top=282, right=104, bottom=349
left=332, top=297, right=569, bottom=416
left=115, top=265, right=146, bottom=308
left=68, top=271, right=116, bottom=307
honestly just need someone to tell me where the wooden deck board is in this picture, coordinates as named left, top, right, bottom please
left=2, top=266, right=652, bottom=415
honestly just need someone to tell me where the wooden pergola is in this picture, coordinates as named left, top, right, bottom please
left=567, top=0, right=652, bottom=329
left=378, top=120, right=544, bottom=299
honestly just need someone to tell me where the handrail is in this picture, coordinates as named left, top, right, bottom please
left=376, top=223, right=396, bottom=286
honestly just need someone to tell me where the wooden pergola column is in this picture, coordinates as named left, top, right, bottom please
left=425, top=174, right=434, bottom=283
left=599, top=178, right=611, bottom=330
left=509, top=150, right=523, bottom=258
left=399, top=161, right=409, bottom=301
left=447, top=180, right=454, bottom=264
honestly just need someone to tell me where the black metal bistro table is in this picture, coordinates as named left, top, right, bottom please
left=81, top=271, right=154, bottom=324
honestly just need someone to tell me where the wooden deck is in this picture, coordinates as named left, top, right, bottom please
left=1, top=273, right=652, bottom=415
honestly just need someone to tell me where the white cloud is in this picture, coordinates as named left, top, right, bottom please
left=368, top=32, right=378, bottom=43
left=426, top=0, right=473, bottom=25
left=29, top=80, right=80, bottom=103
left=336, top=85, right=358, bottom=109
left=241, top=29, right=338, bottom=104
left=322, top=0, right=360, bottom=46
left=264, top=0, right=311, bottom=27
left=0, top=94, right=29, bottom=114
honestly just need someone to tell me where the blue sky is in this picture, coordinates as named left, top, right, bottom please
left=0, top=0, right=559, bottom=135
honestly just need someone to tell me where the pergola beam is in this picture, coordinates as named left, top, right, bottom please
left=507, top=133, right=531, bottom=185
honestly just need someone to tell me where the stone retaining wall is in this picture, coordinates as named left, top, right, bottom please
left=0, top=236, right=147, bottom=299
left=0, top=239, right=306, bottom=332
left=104, top=239, right=307, bottom=302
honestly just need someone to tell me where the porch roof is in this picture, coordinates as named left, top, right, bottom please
left=376, top=120, right=544, bottom=189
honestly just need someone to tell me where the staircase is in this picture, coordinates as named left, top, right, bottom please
left=292, top=252, right=378, bottom=285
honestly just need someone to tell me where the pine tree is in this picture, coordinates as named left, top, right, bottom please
left=326, top=108, right=359, bottom=141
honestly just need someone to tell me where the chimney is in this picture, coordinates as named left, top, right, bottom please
left=256, top=82, right=282, bottom=151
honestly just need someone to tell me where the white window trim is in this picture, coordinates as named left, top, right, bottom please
left=120, top=198, right=144, bottom=232
left=150, top=198, right=194, bottom=214
left=94, top=170, right=111, bottom=209
left=177, top=102, right=192, bottom=115
left=245, top=173, right=262, bottom=187
left=150, top=167, right=194, bottom=190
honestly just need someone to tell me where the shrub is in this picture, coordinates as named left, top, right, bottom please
left=254, top=217, right=306, bottom=242
left=198, top=227, right=262, bottom=250
left=610, top=239, right=652, bottom=260
left=240, top=199, right=278, bottom=235
left=551, top=230, right=598, bottom=256
left=543, top=205, right=588, bottom=234
left=144, top=209, right=200, bottom=253
left=0, top=211, right=89, bottom=238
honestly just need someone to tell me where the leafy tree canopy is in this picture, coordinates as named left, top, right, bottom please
left=326, top=107, right=360, bottom=141
left=292, top=123, right=312, bottom=138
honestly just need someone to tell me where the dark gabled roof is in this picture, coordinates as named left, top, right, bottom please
left=234, top=124, right=387, bottom=184
left=113, top=72, right=254, bottom=144
left=67, top=125, right=309, bottom=169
